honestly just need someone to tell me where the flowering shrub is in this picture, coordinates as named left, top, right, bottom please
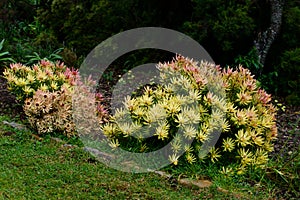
left=3, top=60, right=78, bottom=102
left=3, top=60, right=108, bottom=137
left=101, top=55, right=277, bottom=175
left=23, top=87, right=76, bottom=137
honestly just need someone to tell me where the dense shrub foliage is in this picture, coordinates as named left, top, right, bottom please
left=267, top=1, right=300, bottom=104
left=182, top=0, right=256, bottom=65
left=3, top=60, right=108, bottom=136
left=36, top=0, right=191, bottom=56
left=101, top=56, right=277, bottom=175
left=3, top=60, right=77, bottom=101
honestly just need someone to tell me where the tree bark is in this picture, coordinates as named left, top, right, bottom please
left=254, top=0, right=284, bottom=68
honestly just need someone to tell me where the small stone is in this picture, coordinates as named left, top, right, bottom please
left=2, top=120, right=28, bottom=131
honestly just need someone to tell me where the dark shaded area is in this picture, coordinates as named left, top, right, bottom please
left=1, top=0, right=298, bottom=103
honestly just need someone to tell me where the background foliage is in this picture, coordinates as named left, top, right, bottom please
left=0, top=0, right=299, bottom=104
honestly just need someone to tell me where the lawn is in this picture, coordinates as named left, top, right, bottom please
left=0, top=113, right=299, bottom=199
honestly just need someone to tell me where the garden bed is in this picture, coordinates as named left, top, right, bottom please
left=1, top=69, right=299, bottom=199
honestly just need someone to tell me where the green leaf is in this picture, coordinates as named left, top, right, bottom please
left=0, top=52, right=10, bottom=57
left=0, top=39, right=5, bottom=50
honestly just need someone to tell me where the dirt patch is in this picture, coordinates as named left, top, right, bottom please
left=0, top=74, right=24, bottom=119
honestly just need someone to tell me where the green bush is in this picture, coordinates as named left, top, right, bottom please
left=36, top=0, right=192, bottom=56
left=278, top=48, right=300, bottom=105
left=101, top=55, right=277, bottom=175
left=266, top=1, right=300, bottom=101
left=182, top=0, right=256, bottom=65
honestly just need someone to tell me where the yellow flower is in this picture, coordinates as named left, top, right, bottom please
left=226, top=102, right=237, bottom=114
left=234, top=109, right=248, bottom=126
left=154, top=86, right=167, bottom=99
left=266, top=125, right=277, bottom=140
left=220, top=118, right=230, bottom=132
left=253, top=148, right=269, bottom=166
left=162, top=98, right=180, bottom=115
left=144, top=86, right=153, bottom=95
left=237, top=148, right=253, bottom=166
left=132, top=107, right=146, bottom=119
left=123, top=96, right=137, bottom=111
left=4, top=72, right=15, bottom=83
left=263, top=142, right=274, bottom=152
left=144, top=104, right=167, bottom=123
left=171, top=140, right=182, bottom=153
left=61, top=83, right=73, bottom=92
left=178, top=75, right=194, bottom=90
left=196, top=130, right=208, bottom=142
left=175, top=112, right=189, bottom=127
left=184, top=144, right=193, bottom=153
left=182, top=106, right=201, bottom=124
left=235, top=129, right=251, bottom=147
left=154, top=121, right=169, bottom=140
left=111, top=108, right=128, bottom=121
left=183, top=125, right=197, bottom=139
left=222, top=138, right=235, bottom=152
left=23, top=86, right=34, bottom=95
left=16, top=78, right=28, bottom=87
left=198, top=104, right=208, bottom=115
left=108, top=139, right=120, bottom=149
left=50, top=81, right=58, bottom=90
left=188, top=89, right=202, bottom=101
left=37, top=70, right=47, bottom=81
left=186, top=153, right=196, bottom=164
left=250, top=132, right=264, bottom=146
left=236, top=92, right=252, bottom=105
left=204, top=91, right=214, bottom=105
left=237, top=165, right=246, bottom=175
left=139, top=94, right=153, bottom=107
left=101, top=123, right=118, bottom=137
left=27, top=73, right=36, bottom=84
left=209, top=147, right=221, bottom=163
left=210, top=108, right=223, bottom=123
left=117, top=122, right=135, bottom=137
left=169, top=154, right=179, bottom=165
left=57, top=72, right=66, bottom=81
left=258, top=116, right=275, bottom=129
left=39, top=84, right=48, bottom=91
left=220, top=166, right=233, bottom=177
left=2, top=68, right=10, bottom=77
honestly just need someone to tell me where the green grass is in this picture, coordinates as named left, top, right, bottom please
left=0, top=115, right=299, bottom=199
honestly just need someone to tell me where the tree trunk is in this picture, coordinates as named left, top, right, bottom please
left=254, top=0, right=284, bottom=69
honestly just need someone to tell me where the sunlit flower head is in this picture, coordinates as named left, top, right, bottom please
left=222, top=138, right=235, bottom=152
left=169, top=154, right=180, bottom=165
left=209, top=147, right=221, bottom=163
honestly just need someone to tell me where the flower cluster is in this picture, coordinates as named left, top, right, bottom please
left=220, top=65, right=277, bottom=174
left=23, top=86, right=76, bottom=137
left=4, top=60, right=108, bottom=137
left=3, top=60, right=79, bottom=102
left=101, top=55, right=277, bottom=175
